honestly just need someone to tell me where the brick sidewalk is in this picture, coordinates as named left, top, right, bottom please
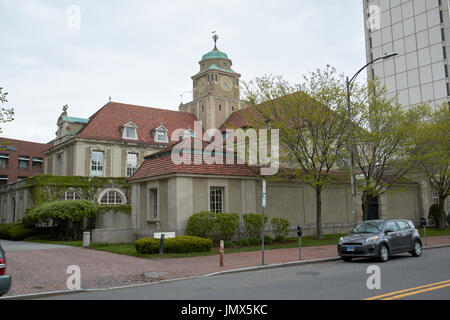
left=4, top=235, right=450, bottom=297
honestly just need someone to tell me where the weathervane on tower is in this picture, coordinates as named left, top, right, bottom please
left=212, top=31, right=219, bottom=50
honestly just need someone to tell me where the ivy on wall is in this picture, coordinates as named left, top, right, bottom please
left=98, top=204, right=131, bottom=214
left=25, top=175, right=130, bottom=205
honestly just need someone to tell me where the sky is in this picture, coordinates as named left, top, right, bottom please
left=0, top=0, right=367, bottom=143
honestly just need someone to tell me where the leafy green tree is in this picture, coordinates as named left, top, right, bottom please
left=415, top=104, right=450, bottom=229
left=351, top=80, right=429, bottom=221
left=243, top=66, right=349, bottom=238
left=0, top=87, right=14, bottom=134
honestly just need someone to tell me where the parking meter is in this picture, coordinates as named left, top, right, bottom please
left=297, top=225, right=303, bottom=237
left=420, top=217, right=427, bottom=227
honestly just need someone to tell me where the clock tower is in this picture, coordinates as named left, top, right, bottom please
left=179, top=35, right=246, bottom=129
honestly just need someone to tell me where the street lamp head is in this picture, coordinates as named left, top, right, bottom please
left=382, top=52, right=398, bottom=60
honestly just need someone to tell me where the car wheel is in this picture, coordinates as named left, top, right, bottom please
left=410, top=240, right=422, bottom=257
left=342, top=257, right=352, bottom=262
left=378, top=244, right=389, bottom=263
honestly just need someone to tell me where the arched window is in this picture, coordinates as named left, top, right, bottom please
left=100, top=191, right=124, bottom=205
left=60, top=190, right=82, bottom=201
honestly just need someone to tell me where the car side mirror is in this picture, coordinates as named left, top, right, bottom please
left=384, top=229, right=393, bottom=234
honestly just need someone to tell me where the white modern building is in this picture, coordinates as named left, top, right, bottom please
left=363, top=0, right=450, bottom=110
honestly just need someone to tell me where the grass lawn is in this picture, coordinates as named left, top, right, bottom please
left=24, top=235, right=83, bottom=247
left=418, top=227, right=450, bottom=237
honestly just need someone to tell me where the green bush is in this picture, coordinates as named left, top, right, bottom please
left=274, top=235, right=286, bottom=242
left=186, top=212, right=239, bottom=241
left=135, top=238, right=161, bottom=254
left=248, top=237, right=260, bottom=245
left=8, top=223, right=35, bottom=241
left=236, top=239, right=250, bottom=246
left=271, top=217, right=290, bottom=240
left=215, top=213, right=239, bottom=241
left=264, top=235, right=273, bottom=244
left=242, top=213, right=268, bottom=238
left=135, top=236, right=213, bottom=254
left=428, top=203, right=443, bottom=227
left=164, top=236, right=213, bottom=253
left=224, top=241, right=235, bottom=248
left=0, top=222, right=20, bottom=240
left=185, top=212, right=216, bottom=239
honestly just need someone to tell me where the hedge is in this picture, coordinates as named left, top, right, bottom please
left=0, top=222, right=35, bottom=241
left=135, top=236, right=213, bottom=254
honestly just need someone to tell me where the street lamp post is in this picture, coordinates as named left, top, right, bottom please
left=347, top=52, right=398, bottom=227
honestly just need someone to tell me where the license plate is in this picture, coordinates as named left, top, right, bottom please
left=346, top=246, right=355, bottom=252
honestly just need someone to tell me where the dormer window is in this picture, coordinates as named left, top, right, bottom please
left=153, top=124, right=169, bottom=143
left=183, top=129, right=195, bottom=139
left=121, top=121, right=138, bottom=140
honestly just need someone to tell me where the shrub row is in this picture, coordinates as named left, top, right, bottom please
left=0, top=222, right=35, bottom=241
left=186, top=212, right=291, bottom=242
left=135, top=236, right=213, bottom=254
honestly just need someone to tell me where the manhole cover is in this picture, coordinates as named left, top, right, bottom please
left=142, top=272, right=168, bottom=279
left=295, top=271, right=320, bottom=276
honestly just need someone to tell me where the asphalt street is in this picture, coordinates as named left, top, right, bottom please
left=40, top=246, right=450, bottom=300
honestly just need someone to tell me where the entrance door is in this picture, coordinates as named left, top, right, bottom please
left=362, top=195, right=379, bottom=220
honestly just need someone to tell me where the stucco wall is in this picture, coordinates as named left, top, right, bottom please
left=132, top=176, right=425, bottom=239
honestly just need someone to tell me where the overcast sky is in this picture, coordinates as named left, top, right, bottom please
left=0, top=0, right=366, bottom=143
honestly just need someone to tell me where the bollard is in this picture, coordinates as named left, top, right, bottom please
left=297, top=225, right=303, bottom=261
left=159, top=234, right=165, bottom=255
left=220, top=240, right=224, bottom=266
left=83, top=231, right=90, bottom=247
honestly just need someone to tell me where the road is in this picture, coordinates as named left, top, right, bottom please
left=40, top=247, right=450, bottom=300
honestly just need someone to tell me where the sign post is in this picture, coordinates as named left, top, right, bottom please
left=262, top=180, right=266, bottom=266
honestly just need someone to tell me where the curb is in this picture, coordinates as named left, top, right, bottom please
left=2, top=243, right=450, bottom=300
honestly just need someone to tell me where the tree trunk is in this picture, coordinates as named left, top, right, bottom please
left=362, top=192, right=369, bottom=221
left=439, top=195, right=446, bottom=230
left=315, top=186, right=323, bottom=239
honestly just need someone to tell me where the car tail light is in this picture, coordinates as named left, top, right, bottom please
left=0, top=258, right=5, bottom=275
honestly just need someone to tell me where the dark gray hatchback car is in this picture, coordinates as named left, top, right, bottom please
left=0, top=244, right=12, bottom=296
left=338, top=219, right=422, bottom=262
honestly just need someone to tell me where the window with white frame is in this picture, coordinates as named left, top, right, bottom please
left=127, top=153, right=138, bottom=177
left=60, top=190, right=82, bottom=201
left=156, top=130, right=167, bottom=142
left=100, top=191, right=124, bottom=205
left=432, top=189, right=439, bottom=204
left=210, top=187, right=225, bottom=213
left=91, top=151, right=104, bottom=176
left=121, top=122, right=138, bottom=140
left=150, top=188, right=158, bottom=219
left=125, top=126, right=137, bottom=139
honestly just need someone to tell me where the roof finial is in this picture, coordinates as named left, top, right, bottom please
left=212, top=31, right=219, bottom=50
